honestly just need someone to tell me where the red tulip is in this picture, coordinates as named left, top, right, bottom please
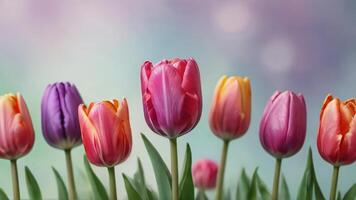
left=78, top=99, right=132, bottom=167
left=317, top=95, right=356, bottom=166
left=140, top=58, right=202, bottom=138
left=0, top=93, right=35, bottom=160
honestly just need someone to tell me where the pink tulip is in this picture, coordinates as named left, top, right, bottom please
left=0, top=93, right=35, bottom=160
left=192, top=159, right=218, bottom=190
left=259, top=91, right=307, bottom=158
left=140, top=58, right=202, bottom=138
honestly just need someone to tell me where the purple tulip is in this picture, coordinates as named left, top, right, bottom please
left=41, top=82, right=84, bottom=150
left=259, top=90, right=307, bottom=158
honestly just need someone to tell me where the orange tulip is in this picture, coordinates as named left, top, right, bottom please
left=0, top=93, right=35, bottom=160
left=317, top=95, right=356, bottom=166
left=209, top=75, right=251, bottom=140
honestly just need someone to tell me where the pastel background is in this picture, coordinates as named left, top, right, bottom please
left=0, top=0, right=355, bottom=198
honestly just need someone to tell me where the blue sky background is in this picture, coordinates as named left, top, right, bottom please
left=0, top=0, right=355, bottom=198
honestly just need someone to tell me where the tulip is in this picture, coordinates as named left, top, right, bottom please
left=192, top=159, right=218, bottom=190
left=79, top=98, right=132, bottom=200
left=41, top=82, right=83, bottom=200
left=140, top=58, right=202, bottom=200
left=317, top=95, right=356, bottom=200
left=0, top=93, right=35, bottom=200
left=41, top=82, right=83, bottom=149
left=259, top=90, right=307, bottom=200
left=208, top=75, right=251, bottom=200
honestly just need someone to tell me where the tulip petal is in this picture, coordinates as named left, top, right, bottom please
left=318, top=99, right=342, bottom=164
left=78, top=105, right=102, bottom=166
left=339, top=117, right=356, bottom=165
left=147, top=64, right=186, bottom=137
left=140, top=61, right=153, bottom=94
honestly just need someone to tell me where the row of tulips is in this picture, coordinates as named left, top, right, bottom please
left=0, top=58, right=355, bottom=200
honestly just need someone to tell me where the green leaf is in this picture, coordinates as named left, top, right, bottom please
left=141, top=133, right=171, bottom=200
left=179, top=144, right=194, bottom=200
left=236, top=168, right=250, bottom=200
left=52, top=167, right=69, bottom=200
left=133, top=158, right=149, bottom=199
left=0, top=188, right=9, bottom=200
left=123, top=174, right=143, bottom=200
left=83, top=156, right=109, bottom=200
left=25, top=166, right=42, bottom=200
left=256, top=173, right=270, bottom=200
left=247, top=168, right=259, bottom=200
left=279, top=175, right=290, bottom=200
left=297, top=149, right=314, bottom=200
left=313, top=174, right=325, bottom=200
left=343, top=184, right=356, bottom=200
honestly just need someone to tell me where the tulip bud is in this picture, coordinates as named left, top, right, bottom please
left=0, top=93, right=35, bottom=160
left=209, top=75, right=251, bottom=140
left=140, top=58, right=202, bottom=138
left=78, top=99, right=132, bottom=167
left=41, top=82, right=84, bottom=150
left=192, top=159, right=218, bottom=190
left=259, top=91, right=307, bottom=158
left=317, top=95, right=356, bottom=166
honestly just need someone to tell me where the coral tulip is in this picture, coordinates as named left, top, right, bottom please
left=259, top=90, right=307, bottom=158
left=0, top=93, right=35, bottom=200
left=192, top=159, right=218, bottom=190
left=317, top=95, right=356, bottom=166
left=0, top=93, right=35, bottom=159
left=259, top=90, right=307, bottom=200
left=79, top=98, right=132, bottom=200
left=208, top=75, right=251, bottom=200
left=317, top=95, right=356, bottom=200
left=41, top=82, right=83, bottom=149
left=140, top=58, right=202, bottom=200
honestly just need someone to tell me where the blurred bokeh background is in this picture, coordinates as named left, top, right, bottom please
left=0, top=0, right=356, bottom=198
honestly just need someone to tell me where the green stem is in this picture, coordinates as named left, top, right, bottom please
left=65, top=149, right=77, bottom=200
left=271, top=158, right=282, bottom=200
left=170, top=138, right=179, bottom=200
left=215, top=140, right=230, bottom=200
left=10, top=159, right=20, bottom=200
left=108, top=167, right=117, bottom=200
left=329, top=166, right=340, bottom=200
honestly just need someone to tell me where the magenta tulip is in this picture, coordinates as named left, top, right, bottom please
left=140, top=58, right=202, bottom=200
left=140, top=58, right=202, bottom=139
left=259, top=90, right=307, bottom=158
left=259, top=90, right=306, bottom=200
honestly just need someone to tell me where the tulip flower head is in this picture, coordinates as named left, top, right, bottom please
left=140, top=58, right=202, bottom=138
left=41, top=82, right=84, bottom=150
left=209, top=75, right=251, bottom=140
left=317, top=95, right=356, bottom=166
left=192, top=159, right=218, bottom=190
left=0, top=93, right=35, bottom=160
left=78, top=99, right=132, bottom=167
left=259, top=91, right=307, bottom=158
